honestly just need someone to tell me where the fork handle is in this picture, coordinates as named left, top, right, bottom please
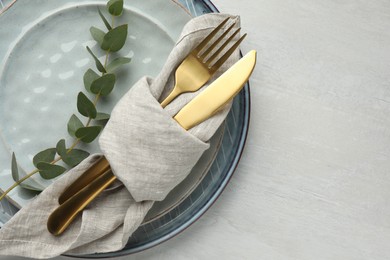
left=160, top=86, right=181, bottom=108
left=47, top=169, right=117, bottom=236
left=58, top=156, right=110, bottom=204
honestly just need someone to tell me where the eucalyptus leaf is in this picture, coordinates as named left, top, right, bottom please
left=106, top=57, right=131, bottom=72
left=75, top=126, right=102, bottom=143
left=86, top=46, right=106, bottom=73
left=12, top=153, right=45, bottom=191
left=90, top=26, right=106, bottom=46
left=90, top=73, right=116, bottom=96
left=101, top=24, right=128, bottom=52
left=56, top=139, right=67, bottom=157
left=67, top=114, right=84, bottom=137
left=62, top=149, right=90, bottom=167
left=19, top=182, right=44, bottom=192
left=32, top=148, right=57, bottom=168
left=98, top=8, right=112, bottom=30
left=107, top=0, right=123, bottom=16
left=11, top=153, right=19, bottom=182
left=37, top=162, right=67, bottom=180
left=83, top=69, right=100, bottom=93
left=77, top=92, right=97, bottom=119
left=19, top=175, right=46, bottom=191
left=95, top=112, right=110, bottom=121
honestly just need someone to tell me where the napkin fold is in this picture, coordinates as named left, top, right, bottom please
left=0, top=13, right=240, bottom=258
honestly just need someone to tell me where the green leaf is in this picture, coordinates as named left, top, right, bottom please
left=11, top=153, right=19, bottom=182
left=36, top=162, right=66, bottom=180
left=106, top=57, right=131, bottom=72
left=90, top=73, right=116, bottom=96
left=98, top=8, right=112, bottom=30
left=90, top=26, right=106, bottom=47
left=67, top=114, right=84, bottom=137
left=75, top=126, right=102, bottom=143
left=83, top=69, right=100, bottom=93
left=32, top=148, right=57, bottom=168
left=101, top=24, right=128, bottom=52
left=107, top=0, right=123, bottom=16
left=54, top=138, right=89, bottom=167
left=77, top=92, right=97, bottom=119
left=86, top=46, right=106, bottom=73
left=95, top=112, right=110, bottom=121
left=11, top=153, right=45, bottom=191
left=19, top=182, right=43, bottom=192
left=62, top=149, right=90, bottom=167
left=56, top=139, right=67, bottom=157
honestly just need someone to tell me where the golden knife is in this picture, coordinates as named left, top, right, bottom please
left=47, top=50, right=257, bottom=236
left=174, top=50, right=256, bottom=130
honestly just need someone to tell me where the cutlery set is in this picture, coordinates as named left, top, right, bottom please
left=47, top=17, right=257, bottom=236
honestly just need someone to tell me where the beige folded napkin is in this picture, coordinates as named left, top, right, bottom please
left=0, top=13, right=240, bottom=258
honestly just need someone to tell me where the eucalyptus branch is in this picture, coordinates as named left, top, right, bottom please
left=50, top=92, right=101, bottom=166
left=1, top=0, right=130, bottom=202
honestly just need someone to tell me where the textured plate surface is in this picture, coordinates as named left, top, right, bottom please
left=0, top=0, right=190, bottom=195
left=0, top=0, right=220, bottom=225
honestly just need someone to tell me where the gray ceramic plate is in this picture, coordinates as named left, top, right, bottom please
left=0, top=0, right=251, bottom=257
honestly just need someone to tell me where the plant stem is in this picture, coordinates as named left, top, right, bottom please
left=67, top=139, right=81, bottom=153
left=104, top=50, right=110, bottom=69
left=93, top=93, right=101, bottom=106
left=0, top=168, right=39, bottom=201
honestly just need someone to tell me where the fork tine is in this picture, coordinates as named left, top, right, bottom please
left=199, top=21, right=237, bottom=60
left=204, top=27, right=241, bottom=65
left=209, top=33, right=247, bottom=71
left=193, top=17, right=230, bottom=54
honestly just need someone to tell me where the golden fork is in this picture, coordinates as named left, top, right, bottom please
left=160, top=17, right=245, bottom=107
left=49, top=18, right=247, bottom=236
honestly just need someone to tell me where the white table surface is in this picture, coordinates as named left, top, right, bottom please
left=3, top=0, right=390, bottom=259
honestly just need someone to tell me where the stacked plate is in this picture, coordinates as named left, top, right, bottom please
left=0, top=0, right=250, bottom=257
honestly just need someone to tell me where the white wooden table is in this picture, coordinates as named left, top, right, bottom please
left=3, top=0, right=390, bottom=259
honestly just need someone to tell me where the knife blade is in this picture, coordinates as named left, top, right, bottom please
left=47, top=50, right=257, bottom=235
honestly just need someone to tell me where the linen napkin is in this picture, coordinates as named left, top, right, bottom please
left=0, top=13, right=241, bottom=258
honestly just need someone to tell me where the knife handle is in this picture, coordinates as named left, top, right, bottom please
left=58, top=156, right=110, bottom=204
left=47, top=169, right=117, bottom=236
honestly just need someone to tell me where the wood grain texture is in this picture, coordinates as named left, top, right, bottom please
left=2, top=0, right=390, bottom=259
